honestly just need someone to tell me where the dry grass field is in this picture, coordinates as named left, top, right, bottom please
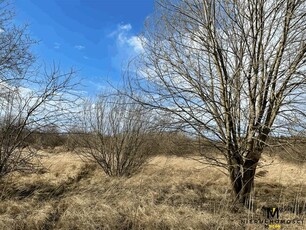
left=0, top=149, right=305, bottom=230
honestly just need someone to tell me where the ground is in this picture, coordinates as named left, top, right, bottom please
left=0, top=149, right=305, bottom=230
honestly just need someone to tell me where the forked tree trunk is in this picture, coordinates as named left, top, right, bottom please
left=229, top=155, right=260, bottom=206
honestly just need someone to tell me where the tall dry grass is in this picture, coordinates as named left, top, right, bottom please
left=0, top=150, right=305, bottom=229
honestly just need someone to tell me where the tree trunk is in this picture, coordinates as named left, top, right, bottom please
left=229, top=162, right=242, bottom=197
left=239, top=158, right=259, bottom=205
left=229, top=155, right=259, bottom=206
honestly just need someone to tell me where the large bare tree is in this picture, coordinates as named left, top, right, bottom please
left=127, top=0, right=306, bottom=205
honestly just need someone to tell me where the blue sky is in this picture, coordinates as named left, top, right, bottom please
left=14, top=0, right=154, bottom=95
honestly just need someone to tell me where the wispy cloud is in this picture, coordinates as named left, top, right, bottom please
left=118, top=23, right=132, bottom=31
left=109, top=23, right=145, bottom=72
left=126, top=35, right=145, bottom=53
left=109, top=23, right=144, bottom=54
left=108, top=23, right=132, bottom=37
left=83, top=56, right=89, bottom=60
left=74, top=45, right=85, bottom=50
left=54, top=42, right=61, bottom=49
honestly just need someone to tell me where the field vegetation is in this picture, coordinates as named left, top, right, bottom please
left=1, top=0, right=306, bottom=229
left=0, top=136, right=305, bottom=229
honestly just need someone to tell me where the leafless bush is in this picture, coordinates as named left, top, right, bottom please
left=0, top=67, right=76, bottom=178
left=28, top=125, right=67, bottom=150
left=78, top=94, right=155, bottom=177
left=144, top=131, right=197, bottom=156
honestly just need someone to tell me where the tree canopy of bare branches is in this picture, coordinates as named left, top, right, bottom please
left=78, top=94, right=155, bottom=177
left=0, top=0, right=78, bottom=178
left=126, top=0, right=306, bottom=205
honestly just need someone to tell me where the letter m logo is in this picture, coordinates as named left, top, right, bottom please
left=267, top=207, right=279, bottom=219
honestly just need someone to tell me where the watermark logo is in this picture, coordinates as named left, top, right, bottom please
left=265, top=207, right=280, bottom=229
left=241, top=205, right=305, bottom=229
left=266, top=207, right=279, bottom=219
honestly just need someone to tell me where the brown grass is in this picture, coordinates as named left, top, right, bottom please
left=0, top=151, right=305, bottom=230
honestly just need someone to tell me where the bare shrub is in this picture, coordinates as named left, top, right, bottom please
left=78, top=94, right=155, bottom=177
left=146, top=132, right=197, bottom=156
left=64, top=128, right=89, bottom=151
left=29, top=126, right=67, bottom=150
left=0, top=67, right=76, bottom=178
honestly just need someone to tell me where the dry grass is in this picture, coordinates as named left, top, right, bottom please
left=0, top=151, right=305, bottom=230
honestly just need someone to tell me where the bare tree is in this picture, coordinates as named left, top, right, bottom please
left=126, top=0, right=306, bottom=205
left=78, top=94, right=155, bottom=177
left=0, top=0, right=36, bottom=85
left=0, top=1, right=78, bottom=178
left=0, top=66, right=77, bottom=177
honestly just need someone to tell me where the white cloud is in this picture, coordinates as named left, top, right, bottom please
left=83, top=56, right=89, bottom=60
left=110, top=23, right=144, bottom=54
left=118, top=23, right=132, bottom=31
left=74, top=45, right=85, bottom=50
left=109, top=23, right=146, bottom=72
left=0, top=28, right=4, bottom=33
left=108, top=23, right=132, bottom=37
left=127, top=36, right=145, bottom=53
